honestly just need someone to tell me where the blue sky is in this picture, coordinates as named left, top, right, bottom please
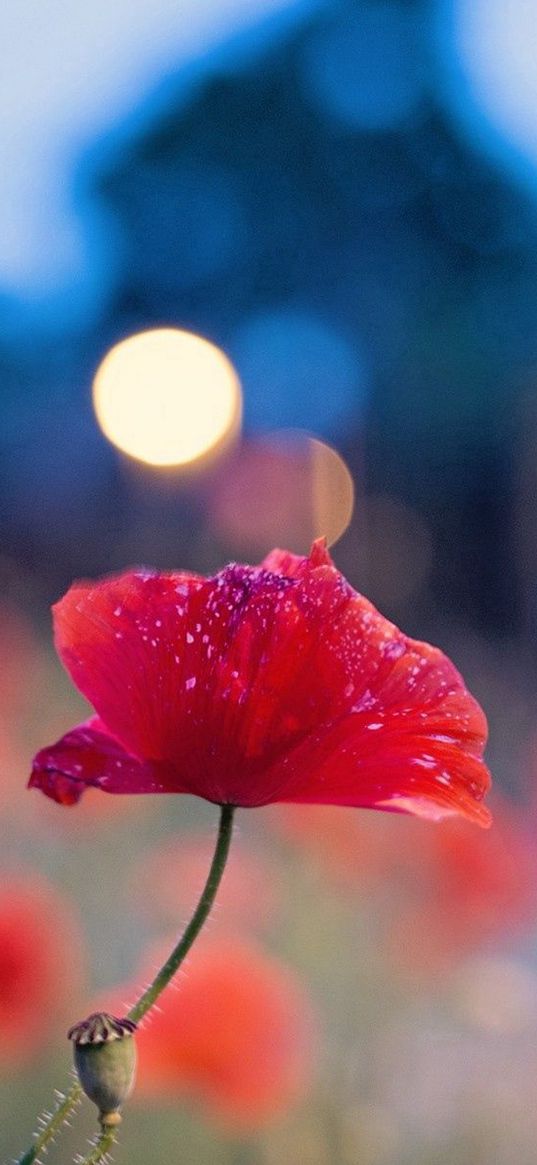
left=0, top=0, right=315, bottom=318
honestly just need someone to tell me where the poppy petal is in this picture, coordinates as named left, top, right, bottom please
left=33, top=543, right=491, bottom=823
left=52, top=570, right=205, bottom=760
left=275, top=728, right=491, bottom=825
left=255, top=557, right=490, bottom=823
left=29, top=718, right=183, bottom=805
left=261, top=537, right=332, bottom=577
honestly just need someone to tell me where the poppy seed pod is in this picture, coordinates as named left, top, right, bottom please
left=68, top=1012, right=137, bottom=1127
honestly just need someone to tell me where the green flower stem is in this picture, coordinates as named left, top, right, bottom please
left=15, top=804, right=235, bottom=1165
left=16, top=1081, right=82, bottom=1165
left=128, top=802, right=235, bottom=1022
left=77, top=1127, right=117, bottom=1165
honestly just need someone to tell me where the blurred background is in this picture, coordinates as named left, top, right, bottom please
left=3, top=0, right=537, bottom=1161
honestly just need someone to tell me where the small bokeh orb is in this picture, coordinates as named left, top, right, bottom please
left=300, top=4, right=425, bottom=133
left=230, top=308, right=365, bottom=438
left=209, top=430, right=355, bottom=557
left=92, top=327, right=242, bottom=468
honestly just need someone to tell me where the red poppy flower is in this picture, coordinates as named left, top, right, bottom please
left=0, top=874, right=84, bottom=1067
left=29, top=541, right=491, bottom=825
left=106, top=936, right=316, bottom=1129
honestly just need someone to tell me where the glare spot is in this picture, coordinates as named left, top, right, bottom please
left=93, top=328, right=242, bottom=467
left=378, top=796, right=456, bottom=822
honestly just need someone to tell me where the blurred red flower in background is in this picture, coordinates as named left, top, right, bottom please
left=275, top=798, right=537, bottom=975
left=107, top=937, right=316, bottom=1130
left=30, top=541, right=491, bottom=825
left=0, top=874, right=84, bottom=1067
left=384, top=798, right=537, bottom=976
left=135, top=834, right=280, bottom=933
left=272, top=802, right=389, bottom=891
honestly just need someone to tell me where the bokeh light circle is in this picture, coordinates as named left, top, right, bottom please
left=300, top=5, right=425, bottom=133
left=230, top=308, right=364, bottom=437
left=92, top=328, right=242, bottom=467
left=209, top=430, right=355, bottom=556
left=438, top=0, right=537, bottom=190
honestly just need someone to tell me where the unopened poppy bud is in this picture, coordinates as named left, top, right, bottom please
left=68, top=1012, right=137, bottom=1127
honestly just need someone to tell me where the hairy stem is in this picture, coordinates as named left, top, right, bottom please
left=15, top=1081, right=82, bottom=1165
left=15, top=804, right=235, bottom=1164
left=76, top=1127, right=117, bottom=1165
left=128, top=803, right=235, bottom=1022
